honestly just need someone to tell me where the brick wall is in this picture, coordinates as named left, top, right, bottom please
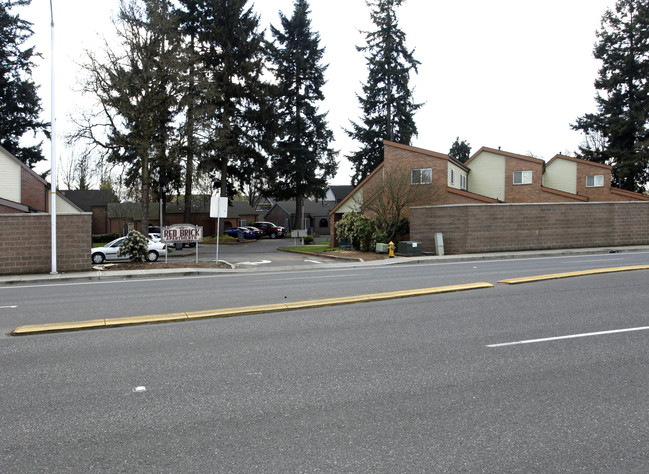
left=411, top=201, right=649, bottom=255
left=20, top=168, right=48, bottom=211
left=0, top=213, right=92, bottom=274
left=0, top=205, right=22, bottom=213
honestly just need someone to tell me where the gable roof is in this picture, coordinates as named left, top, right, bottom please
left=330, top=162, right=385, bottom=215
left=546, top=154, right=612, bottom=170
left=466, top=146, right=546, bottom=169
left=384, top=140, right=470, bottom=172
left=0, top=144, right=49, bottom=187
left=60, top=189, right=115, bottom=212
left=327, top=185, right=355, bottom=202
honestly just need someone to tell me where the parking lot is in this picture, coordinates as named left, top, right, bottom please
left=165, top=235, right=338, bottom=268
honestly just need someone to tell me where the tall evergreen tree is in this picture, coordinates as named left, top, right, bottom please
left=72, top=0, right=182, bottom=233
left=448, top=137, right=471, bottom=163
left=182, top=0, right=274, bottom=199
left=572, top=0, right=649, bottom=192
left=0, top=0, right=48, bottom=168
left=346, top=0, right=421, bottom=185
left=268, top=0, right=337, bottom=229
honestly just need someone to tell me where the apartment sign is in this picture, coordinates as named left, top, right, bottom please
left=161, top=224, right=203, bottom=243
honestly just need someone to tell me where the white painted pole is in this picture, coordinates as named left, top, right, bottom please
left=49, top=0, right=57, bottom=274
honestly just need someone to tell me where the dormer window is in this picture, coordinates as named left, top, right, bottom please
left=513, top=170, right=532, bottom=185
left=411, top=168, right=432, bottom=185
left=586, top=174, right=604, bottom=187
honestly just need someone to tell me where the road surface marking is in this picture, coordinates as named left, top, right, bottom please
left=237, top=260, right=271, bottom=266
left=0, top=305, right=17, bottom=309
left=487, top=325, right=649, bottom=348
left=304, top=260, right=325, bottom=264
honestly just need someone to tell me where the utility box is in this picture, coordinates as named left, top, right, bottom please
left=375, top=243, right=388, bottom=254
left=397, top=241, right=422, bottom=256
left=434, top=233, right=444, bottom=256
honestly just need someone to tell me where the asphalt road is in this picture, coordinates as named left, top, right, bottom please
left=2, top=253, right=649, bottom=472
left=1, top=251, right=649, bottom=331
left=2, top=269, right=649, bottom=472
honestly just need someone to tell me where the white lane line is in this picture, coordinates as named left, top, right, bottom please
left=0, top=305, right=17, bottom=309
left=487, top=325, right=649, bottom=348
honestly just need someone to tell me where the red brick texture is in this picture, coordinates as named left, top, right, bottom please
left=411, top=202, right=649, bottom=255
left=0, top=213, right=92, bottom=274
left=21, top=168, right=48, bottom=211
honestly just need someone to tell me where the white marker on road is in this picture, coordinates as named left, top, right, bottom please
left=0, top=305, right=17, bottom=309
left=488, top=325, right=649, bottom=347
left=238, top=260, right=271, bottom=266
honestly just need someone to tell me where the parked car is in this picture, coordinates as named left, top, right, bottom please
left=224, top=227, right=255, bottom=239
left=149, top=232, right=161, bottom=242
left=253, top=221, right=286, bottom=239
left=91, top=237, right=167, bottom=264
left=245, top=226, right=263, bottom=239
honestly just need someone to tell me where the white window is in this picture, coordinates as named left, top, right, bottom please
left=460, top=174, right=467, bottom=190
left=513, top=170, right=532, bottom=185
left=239, top=219, right=246, bottom=226
left=411, top=168, right=432, bottom=185
left=586, top=174, right=604, bottom=187
left=450, top=169, right=455, bottom=185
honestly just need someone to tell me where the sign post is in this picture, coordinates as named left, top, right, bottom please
left=210, top=195, right=228, bottom=265
left=161, top=224, right=203, bottom=263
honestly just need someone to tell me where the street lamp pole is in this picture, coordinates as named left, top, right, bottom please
left=49, top=0, right=57, bottom=274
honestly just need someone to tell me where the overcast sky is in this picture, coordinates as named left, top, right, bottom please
left=20, top=0, right=618, bottom=186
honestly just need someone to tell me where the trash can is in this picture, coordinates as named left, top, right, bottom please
left=237, top=229, right=244, bottom=242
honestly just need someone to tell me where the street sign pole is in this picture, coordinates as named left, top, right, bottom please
left=210, top=195, right=227, bottom=266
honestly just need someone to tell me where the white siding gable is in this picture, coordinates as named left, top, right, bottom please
left=467, top=151, right=505, bottom=200
left=0, top=147, right=22, bottom=202
left=545, top=158, right=577, bottom=194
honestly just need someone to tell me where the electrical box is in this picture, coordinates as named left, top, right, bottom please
left=397, top=241, right=422, bottom=256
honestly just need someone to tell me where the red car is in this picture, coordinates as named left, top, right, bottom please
left=253, top=221, right=286, bottom=239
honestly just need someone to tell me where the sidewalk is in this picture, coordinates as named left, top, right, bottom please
left=2, top=245, right=649, bottom=286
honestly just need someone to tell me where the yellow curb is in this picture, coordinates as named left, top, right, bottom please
left=11, top=282, right=494, bottom=336
left=105, top=312, right=188, bottom=327
left=499, top=265, right=649, bottom=285
left=186, top=304, right=289, bottom=319
left=11, top=319, right=106, bottom=335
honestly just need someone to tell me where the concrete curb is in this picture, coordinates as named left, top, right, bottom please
left=11, top=282, right=494, bottom=336
left=498, top=265, right=649, bottom=285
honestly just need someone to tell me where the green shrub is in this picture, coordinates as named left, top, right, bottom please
left=303, top=234, right=315, bottom=245
left=335, top=211, right=373, bottom=251
left=118, top=230, right=149, bottom=262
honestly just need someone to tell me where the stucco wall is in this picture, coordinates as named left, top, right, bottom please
left=0, top=213, right=92, bottom=274
left=410, top=201, right=649, bottom=255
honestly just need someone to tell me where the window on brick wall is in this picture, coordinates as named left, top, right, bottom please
left=411, top=168, right=432, bottom=185
left=586, top=174, right=604, bottom=187
left=513, top=170, right=532, bottom=185
left=239, top=219, right=246, bottom=226
left=450, top=169, right=455, bottom=185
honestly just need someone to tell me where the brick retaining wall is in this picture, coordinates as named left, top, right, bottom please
left=0, top=213, right=92, bottom=274
left=410, top=201, right=649, bottom=255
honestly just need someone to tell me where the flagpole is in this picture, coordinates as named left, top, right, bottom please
left=50, top=0, right=57, bottom=274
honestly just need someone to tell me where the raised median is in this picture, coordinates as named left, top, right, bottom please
left=12, top=282, right=494, bottom=335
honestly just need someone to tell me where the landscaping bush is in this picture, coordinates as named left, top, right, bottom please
left=335, top=211, right=373, bottom=251
left=304, top=235, right=315, bottom=245
left=117, top=230, right=149, bottom=262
